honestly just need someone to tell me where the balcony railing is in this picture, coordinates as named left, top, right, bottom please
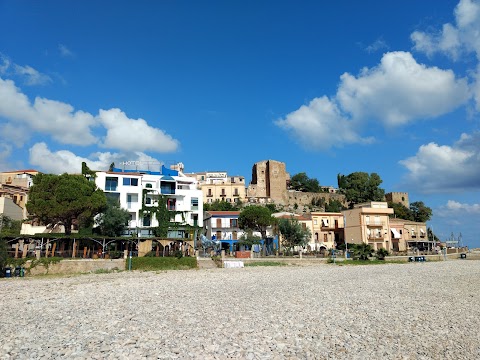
left=368, top=235, right=384, bottom=240
left=366, top=221, right=385, bottom=227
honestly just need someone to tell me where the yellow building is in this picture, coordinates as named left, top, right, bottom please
left=389, top=218, right=429, bottom=252
left=310, top=212, right=344, bottom=250
left=343, top=202, right=394, bottom=251
left=186, top=171, right=246, bottom=204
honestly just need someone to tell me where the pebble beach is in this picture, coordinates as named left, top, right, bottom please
left=1, top=260, right=480, bottom=359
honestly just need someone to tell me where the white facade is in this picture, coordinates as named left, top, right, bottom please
left=95, top=167, right=203, bottom=238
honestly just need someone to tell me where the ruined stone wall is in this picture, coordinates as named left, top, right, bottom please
left=285, top=191, right=347, bottom=212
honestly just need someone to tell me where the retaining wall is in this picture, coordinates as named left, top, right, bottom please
left=25, top=259, right=125, bottom=276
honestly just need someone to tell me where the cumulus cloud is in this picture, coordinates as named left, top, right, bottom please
left=98, top=108, right=179, bottom=152
left=275, top=97, right=372, bottom=149
left=0, top=76, right=181, bottom=153
left=399, top=131, right=480, bottom=192
left=0, top=143, right=12, bottom=172
left=276, top=52, right=470, bottom=147
left=411, top=0, right=480, bottom=109
left=28, top=142, right=162, bottom=174
left=0, top=77, right=97, bottom=145
left=411, top=0, right=480, bottom=59
left=337, top=52, right=470, bottom=126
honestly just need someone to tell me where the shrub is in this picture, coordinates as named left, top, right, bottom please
left=130, top=256, right=197, bottom=271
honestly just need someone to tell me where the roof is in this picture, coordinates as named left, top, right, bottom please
left=206, top=211, right=241, bottom=216
left=2, top=169, right=39, bottom=174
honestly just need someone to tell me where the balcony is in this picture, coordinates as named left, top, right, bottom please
left=366, top=221, right=385, bottom=227
left=368, top=235, right=385, bottom=240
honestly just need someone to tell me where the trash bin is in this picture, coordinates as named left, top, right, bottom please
left=460, top=253, right=467, bottom=259
left=20, top=267, right=25, bottom=277
left=5, top=267, right=12, bottom=278
left=14, top=267, right=21, bottom=277
left=408, top=256, right=414, bottom=262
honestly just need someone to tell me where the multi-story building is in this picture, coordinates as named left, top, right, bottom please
left=343, top=202, right=394, bottom=251
left=311, top=212, right=345, bottom=250
left=0, top=169, right=38, bottom=220
left=203, top=211, right=244, bottom=251
left=389, top=218, right=429, bottom=252
left=186, top=171, right=246, bottom=204
left=95, top=166, right=203, bottom=240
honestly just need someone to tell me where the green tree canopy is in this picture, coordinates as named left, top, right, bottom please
left=204, top=199, right=241, bottom=211
left=0, top=214, right=22, bottom=236
left=388, top=201, right=432, bottom=223
left=27, top=173, right=107, bottom=235
left=325, top=199, right=346, bottom=212
left=289, top=172, right=321, bottom=193
left=277, top=217, right=311, bottom=252
left=238, top=206, right=275, bottom=239
left=95, top=197, right=131, bottom=237
left=337, top=172, right=385, bottom=208
left=410, top=201, right=432, bottom=222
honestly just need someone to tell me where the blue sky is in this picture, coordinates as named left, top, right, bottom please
left=0, top=0, right=479, bottom=247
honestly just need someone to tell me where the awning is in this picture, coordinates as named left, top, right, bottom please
left=322, top=219, right=329, bottom=226
left=420, top=229, right=425, bottom=234
left=391, top=228, right=401, bottom=239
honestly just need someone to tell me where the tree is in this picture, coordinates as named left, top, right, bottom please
left=27, top=173, right=107, bottom=235
left=0, top=215, right=22, bottom=236
left=376, top=248, right=389, bottom=260
left=289, top=172, right=321, bottom=193
left=410, top=201, right=432, bottom=222
left=325, top=199, right=346, bottom=212
left=204, top=199, right=238, bottom=211
left=277, top=217, right=311, bottom=253
left=337, top=172, right=385, bottom=208
left=388, top=202, right=413, bottom=220
left=238, top=206, right=275, bottom=240
left=95, top=197, right=131, bottom=237
left=353, top=243, right=374, bottom=261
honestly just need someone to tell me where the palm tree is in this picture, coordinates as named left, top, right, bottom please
left=353, top=243, right=374, bottom=261
left=376, top=248, right=389, bottom=261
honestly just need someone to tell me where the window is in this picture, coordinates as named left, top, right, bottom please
left=232, top=231, right=237, bottom=240
left=105, top=177, right=118, bottom=191
left=127, top=194, right=138, bottom=209
left=143, top=215, right=151, bottom=227
left=145, top=183, right=153, bottom=189
left=123, top=178, right=138, bottom=186
left=191, top=198, right=199, bottom=210
left=365, top=216, right=370, bottom=225
left=221, top=188, right=226, bottom=196
left=167, top=198, right=176, bottom=210
left=216, top=219, right=222, bottom=228
left=230, top=219, right=238, bottom=227
left=233, top=188, right=239, bottom=196
left=145, top=197, right=152, bottom=204
left=324, top=234, right=328, bottom=242
left=207, top=188, right=213, bottom=197
left=227, top=198, right=232, bottom=202
left=314, top=219, right=318, bottom=225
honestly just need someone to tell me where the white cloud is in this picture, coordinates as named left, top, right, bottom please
left=275, top=96, right=372, bottom=150
left=399, top=131, right=480, bottom=192
left=28, top=142, right=162, bottom=174
left=337, top=52, right=470, bottom=126
left=0, top=77, right=97, bottom=145
left=276, top=52, right=470, bottom=148
left=411, top=0, right=480, bottom=59
left=13, top=64, right=52, bottom=86
left=441, top=200, right=480, bottom=214
left=0, top=143, right=12, bottom=172
left=98, top=108, right=179, bottom=152
left=0, top=76, right=180, bottom=153
left=58, top=44, right=74, bottom=58
left=365, top=38, right=389, bottom=54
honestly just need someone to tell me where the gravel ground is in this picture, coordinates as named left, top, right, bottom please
left=1, top=260, right=480, bottom=359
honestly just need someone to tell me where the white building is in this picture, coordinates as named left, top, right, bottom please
left=95, top=165, right=203, bottom=239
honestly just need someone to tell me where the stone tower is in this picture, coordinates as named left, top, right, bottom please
left=247, top=160, right=289, bottom=204
left=385, top=192, right=409, bottom=208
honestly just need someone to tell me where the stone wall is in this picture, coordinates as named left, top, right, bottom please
left=25, top=259, right=125, bottom=276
